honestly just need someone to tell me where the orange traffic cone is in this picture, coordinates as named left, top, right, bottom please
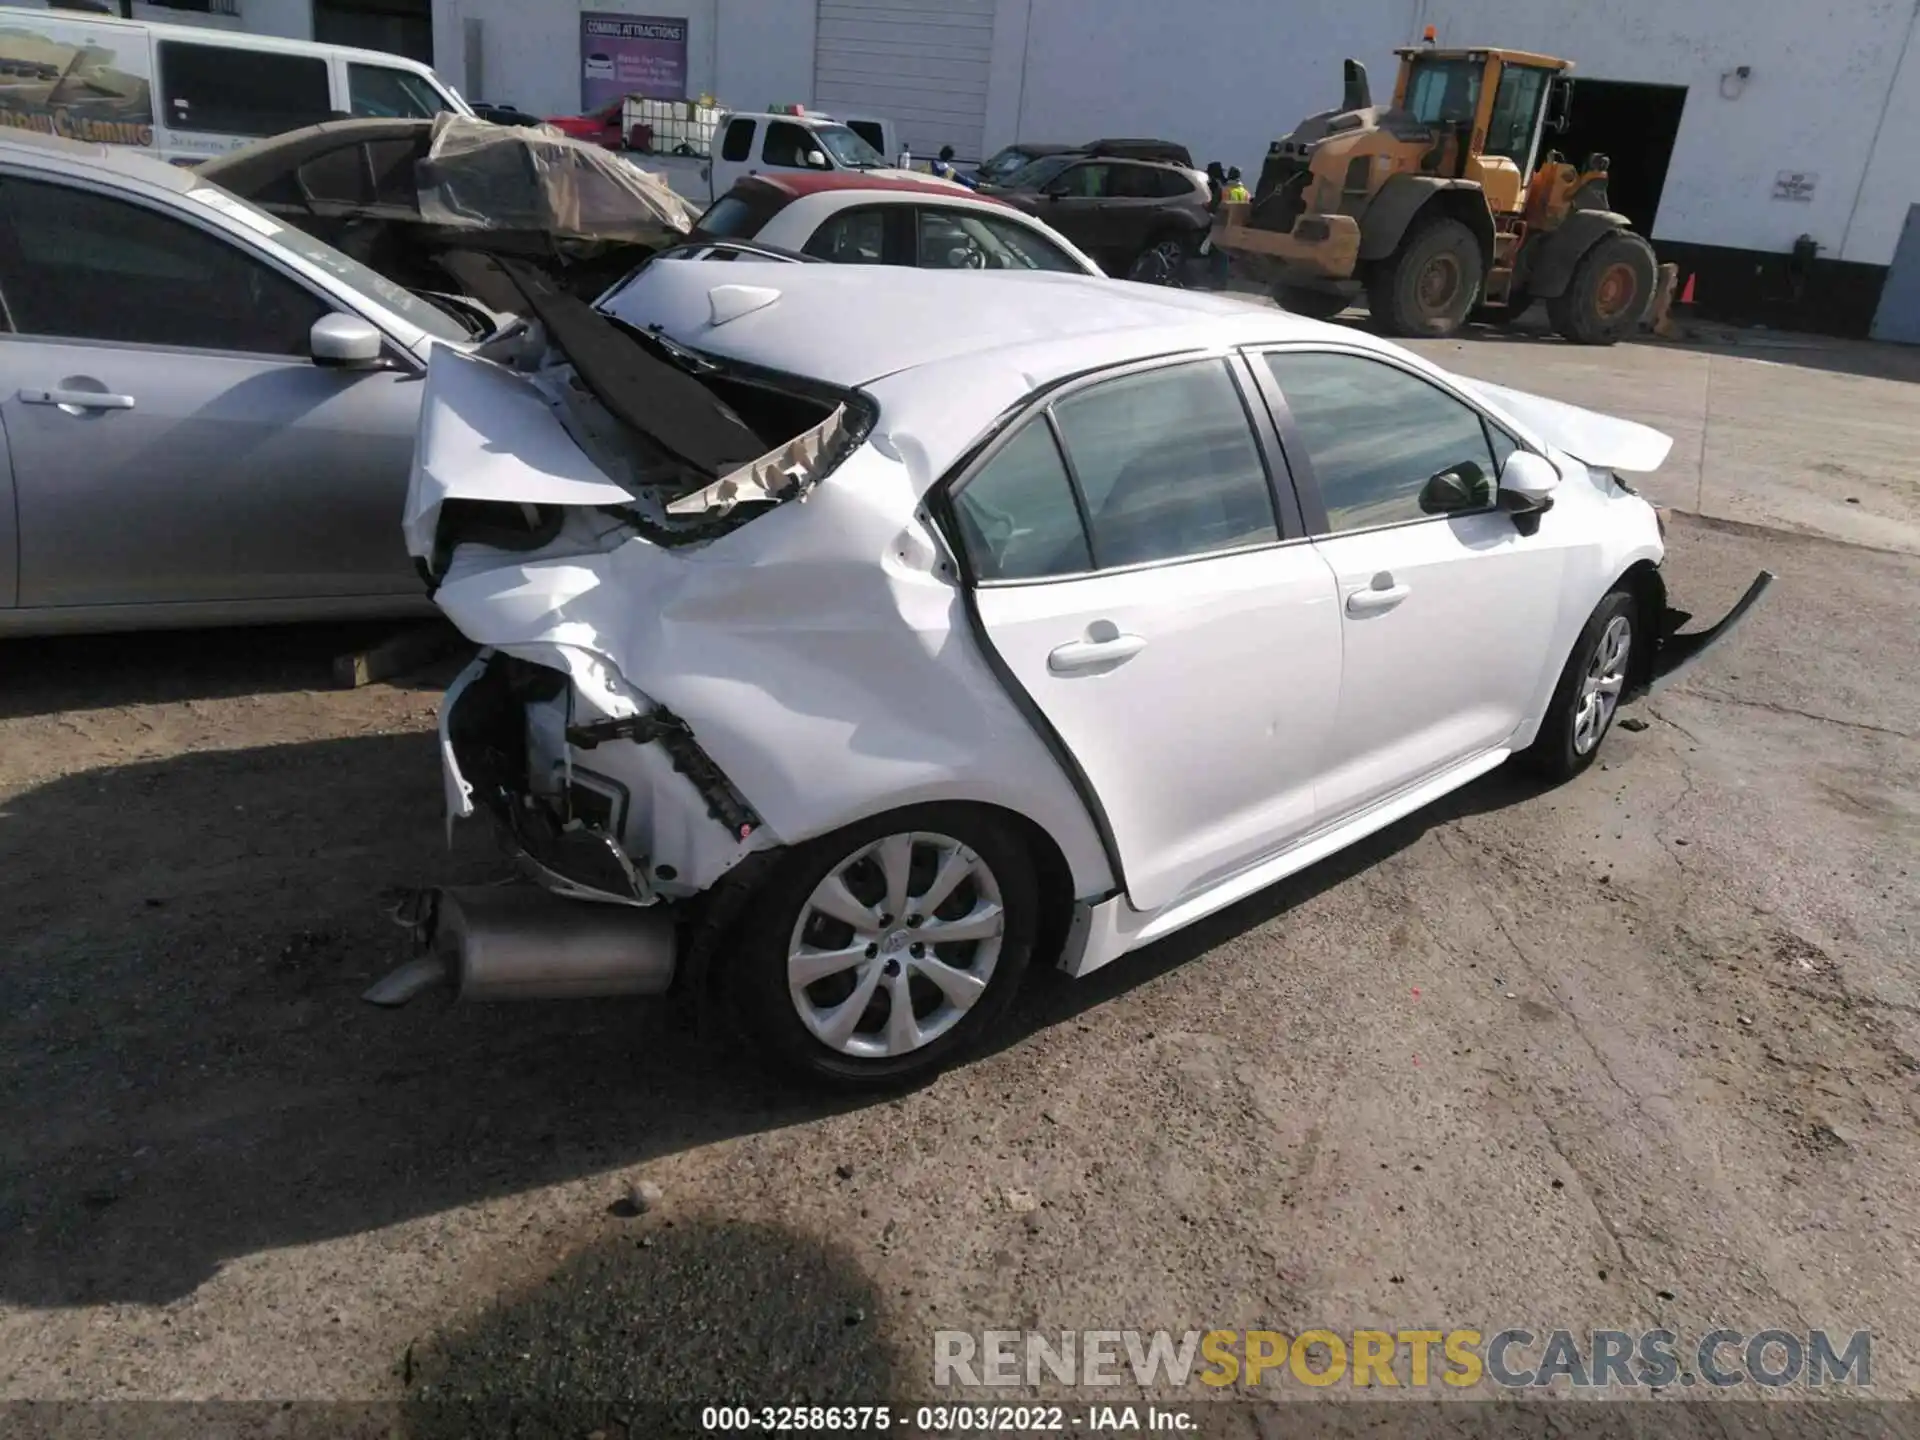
left=1679, top=272, right=1697, bottom=306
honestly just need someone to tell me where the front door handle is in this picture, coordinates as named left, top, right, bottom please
left=1346, top=580, right=1411, bottom=615
left=1048, top=632, right=1147, bottom=674
left=21, top=388, right=137, bottom=412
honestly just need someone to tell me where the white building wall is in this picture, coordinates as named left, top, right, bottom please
left=1844, top=1, right=1920, bottom=268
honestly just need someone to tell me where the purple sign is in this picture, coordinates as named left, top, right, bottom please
left=580, top=13, right=688, bottom=110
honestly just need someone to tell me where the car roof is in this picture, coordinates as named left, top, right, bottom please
left=0, top=127, right=200, bottom=194
left=606, top=261, right=1352, bottom=390
left=744, top=171, right=1012, bottom=205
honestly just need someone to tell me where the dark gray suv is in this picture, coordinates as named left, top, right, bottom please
left=983, top=155, right=1211, bottom=283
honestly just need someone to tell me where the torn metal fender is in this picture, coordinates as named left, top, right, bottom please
left=1651, top=571, right=1775, bottom=693
left=1461, top=378, right=1674, bottom=473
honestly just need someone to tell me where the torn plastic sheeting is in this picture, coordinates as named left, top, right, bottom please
left=417, top=113, right=695, bottom=245
left=666, top=404, right=851, bottom=515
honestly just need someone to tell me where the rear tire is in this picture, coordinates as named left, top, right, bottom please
left=1547, top=231, right=1656, bottom=345
left=1518, top=587, right=1638, bottom=782
left=1367, top=215, right=1483, bottom=336
left=1275, top=284, right=1350, bottom=320
left=728, top=804, right=1038, bottom=1089
left=1127, top=233, right=1191, bottom=286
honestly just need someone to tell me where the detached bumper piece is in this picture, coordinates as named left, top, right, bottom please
left=1651, top=571, right=1774, bottom=692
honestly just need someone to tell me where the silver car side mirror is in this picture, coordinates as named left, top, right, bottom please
left=311, top=313, right=385, bottom=369
left=804, top=149, right=829, bottom=169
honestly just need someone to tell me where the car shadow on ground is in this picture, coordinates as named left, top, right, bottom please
left=0, top=726, right=1545, bottom=1310
left=0, top=620, right=465, bottom=721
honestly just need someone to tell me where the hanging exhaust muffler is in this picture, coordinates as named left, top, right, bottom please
left=363, top=885, right=677, bottom=1005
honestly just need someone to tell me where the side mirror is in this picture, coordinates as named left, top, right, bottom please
left=1545, top=75, right=1573, bottom=134
left=803, top=148, right=828, bottom=169
left=1418, top=460, right=1490, bottom=514
left=310, top=313, right=384, bottom=369
left=1497, top=450, right=1559, bottom=532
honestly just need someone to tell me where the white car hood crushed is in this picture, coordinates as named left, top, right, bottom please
left=1460, top=378, right=1674, bottom=473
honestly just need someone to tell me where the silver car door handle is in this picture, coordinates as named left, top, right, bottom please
left=21, top=388, right=136, bottom=411
left=1346, top=582, right=1411, bottom=615
left=1048, top=633, right=1147, bottom=673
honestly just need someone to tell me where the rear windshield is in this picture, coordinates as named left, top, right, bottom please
left=694, top=187, right=785, bottom=240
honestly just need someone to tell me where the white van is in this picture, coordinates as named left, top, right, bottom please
left=0, top=7, right=469, bottom=166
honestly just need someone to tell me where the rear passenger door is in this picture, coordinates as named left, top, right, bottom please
left=947, top=356, right=1342, bottom=915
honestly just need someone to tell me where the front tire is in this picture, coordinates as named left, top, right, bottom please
left=1275, top=284, right=1350, bottom=320
left=1367, top=215, right=1484, bottom=336
left=728, top=805, right=1038, bottom=1087
left=1547, top=231, right=1656, bottom=345
left=1518, top=588, right=1638, bottom=781
left=1127, top=234, right=1191, bottom=286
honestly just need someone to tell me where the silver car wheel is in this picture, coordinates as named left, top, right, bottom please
left=1572, top=614, right=1632, bottom=755
left=1128, top=239, right=1188, bottom=286
left=787, top=831, right=1006, bottom=1059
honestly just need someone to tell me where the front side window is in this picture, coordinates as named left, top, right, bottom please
left=158, top=41, right=332, bottom=137
left=1484, top=65, right=1550, bottom=165
left=1049, top=162, right=1110, bottom=199
left=1404, top=57, right=1482, bottom=127
left=1264, top=352, right=1501, bottom=532
left=951, top=420, right=1091, bottom=582
left=0, top=176, right=326, bottom=354
left=763, top=121, right=816, bottom=168
left=719, top=117, right=755, bottom=162
left=348, top=64, right=453, bottom=121
left=915, top=209, right=1082, bottom=272
left=1051, top=360, right=1277, bottom=568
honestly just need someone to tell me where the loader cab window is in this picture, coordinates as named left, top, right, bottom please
left=1405, top=58, right=1482, bottom=128
left=1485, top=65, right=1552, bottom=167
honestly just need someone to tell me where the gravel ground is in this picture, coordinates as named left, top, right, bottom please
left=1, top=362, right=1916, bottom=1437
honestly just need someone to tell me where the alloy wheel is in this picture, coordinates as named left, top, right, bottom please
left=1128, top=239, right=1188, bottom=286
left=786, top=831, right=1006, bottom=1059
left=1572, top=615, right=1632, bottom=754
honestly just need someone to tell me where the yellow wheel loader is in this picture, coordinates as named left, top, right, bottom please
left=1214, top=39, right=1657, bottom=343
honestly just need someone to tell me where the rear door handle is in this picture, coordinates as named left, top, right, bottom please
left=1346, top=581, right=1411, bottom=615
left=21, top=388, right=137, bottom=412
left=1048, top=633, right=1147, bottom=673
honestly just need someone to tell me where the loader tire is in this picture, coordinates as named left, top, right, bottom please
left=1548, top=231, right=1657, bottom=345
left=1366, top=216, right=1483, bottom=337
left=1275, top=285, right=1350, bottom=320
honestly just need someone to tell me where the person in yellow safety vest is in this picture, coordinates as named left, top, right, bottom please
left=932, top=145, right=970, bottom=186
left=1223, top=166, right=1250, bottom=205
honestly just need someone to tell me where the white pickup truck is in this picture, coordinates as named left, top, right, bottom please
left=624, top=105, right=919, bottom=211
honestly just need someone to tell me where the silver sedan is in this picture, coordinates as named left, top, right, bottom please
left=0, top=129, right=480, bottom=635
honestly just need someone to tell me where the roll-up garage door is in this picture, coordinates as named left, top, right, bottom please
left=813, top=0, right=995, bottom=163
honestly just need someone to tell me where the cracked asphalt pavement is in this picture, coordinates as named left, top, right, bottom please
left=0, top=333, right=1915, bottom=1431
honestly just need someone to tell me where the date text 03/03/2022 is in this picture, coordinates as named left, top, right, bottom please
left=699, top=1405, right=1196, bottom=1432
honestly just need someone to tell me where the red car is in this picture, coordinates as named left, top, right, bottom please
left=544, top=98, right=629, bottom=150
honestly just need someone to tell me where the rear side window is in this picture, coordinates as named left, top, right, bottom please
left=1052, top=360, right=1277, bottom=567
left=0, top=176, right=326, bottom=354
left=951, top=422, right=1091, bottom=582
left=804, top=206, right=893, bottom=263
left=348, top=64, right=452, bottom=120
left=159, top=41, right=332, bottom=137
left=951, top=360, right=1280, bottom=581
left=719, top=117, right=755, bottom=162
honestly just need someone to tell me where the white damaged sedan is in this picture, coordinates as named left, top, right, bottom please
left=389, top=258, right=1770, bottom=1084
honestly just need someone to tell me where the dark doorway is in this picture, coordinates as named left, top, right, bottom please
left=314, top=0, right=433, bottom=65
left=1547, top=79, right=1687, bottom=238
